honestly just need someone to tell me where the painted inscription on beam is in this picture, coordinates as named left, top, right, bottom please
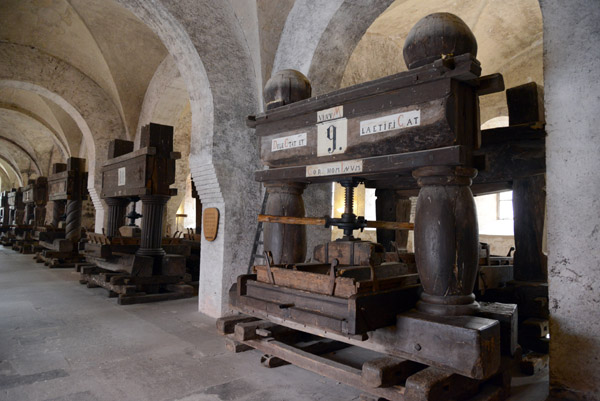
left=360, top=110, right=421, bottom=136
left=306, top=159, right=363, bottom=177
left=271, top=132, right=307, bottom=152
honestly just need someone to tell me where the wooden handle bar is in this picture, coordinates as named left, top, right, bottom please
left=258, top=214, right=414, bottom=230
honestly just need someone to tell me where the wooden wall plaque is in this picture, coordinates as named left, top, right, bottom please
left=203, top=208, right=219, bottom=241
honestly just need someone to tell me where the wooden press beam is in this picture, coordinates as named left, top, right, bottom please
left=258, top=214, right=414, bottom=230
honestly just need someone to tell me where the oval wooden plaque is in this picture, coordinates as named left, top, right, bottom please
left=203, top=207, right=219, bottom=241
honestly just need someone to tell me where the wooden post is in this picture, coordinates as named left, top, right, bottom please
left=25, top=203, right=34, bottom=225
left=12, top=189, right=25, bottom=225
left=105, top=197, right=129, bottom=237
left=65, top=158, right=86, bottom=244
left=263, top=182, right=307, bottom=264
left=49, top=200, right=65, bottom=227
left=0, top=193, right=9, bottom=226
left=375, top=189, right=412, bottom=251
left=33, top=204, right=46, bottom=227
left=413, top=166, right=480, bottom=316
left=513, top=174, right=547, bottom=282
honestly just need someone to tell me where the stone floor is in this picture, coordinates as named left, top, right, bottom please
left=0, top=247, right=549, bottom=401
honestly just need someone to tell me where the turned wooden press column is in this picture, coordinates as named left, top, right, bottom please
left=413, top=166, right=480, bottom=315
left=136, top=194, right=169, bottom=257
left=12, top=189, right=25, bottom=225
left=24, top=189, right=35, bottom=225
left=261, top=69, right=312, bottom=264
left=263, top=182, right=307, bottom=264
left=65, top=158, right=87, bottom=244
left=104, top=197, right=129, bottom=237
left=32, top=177, right=48, bottom=228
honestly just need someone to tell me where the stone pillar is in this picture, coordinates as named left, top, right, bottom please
left=104, top=197, right=129, bottom=237
left=413, top=166, right=479, bottom=316
left=542, top=1, right=600, bottom=398
left=136, top=195, right=169, bottom=257
left=65, top=199, right=82, bottom=243
left=263, top=182, right=307, bottom=265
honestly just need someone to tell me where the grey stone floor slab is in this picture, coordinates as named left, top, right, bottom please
left=0, top=247, right=548, bottom=401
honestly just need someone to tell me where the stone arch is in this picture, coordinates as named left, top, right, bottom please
left=0, top=102, right=71, bottom=159
left=0, top=155, right=23, bottom=187
left=0, top=137, right=42, bottom=176
left=0, top=42, right=128, bottom=229
left=115, top=0, right=262, bottom=317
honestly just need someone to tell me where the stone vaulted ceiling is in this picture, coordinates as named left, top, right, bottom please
left=0, top=0, right=168, bottom=189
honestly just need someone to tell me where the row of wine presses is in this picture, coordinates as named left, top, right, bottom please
left=0, top=124, right=199, bottom=304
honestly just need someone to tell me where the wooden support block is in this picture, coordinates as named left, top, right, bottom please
left=224, top=336, right=253, bottom=353
left=161, top=254, right=186, bottom=276
left=261, top=354, right=289, bottom=368
left=476, top=302, right=518, bottom=356
left=506, top=82, right=544, bottom=126
left=521, top=318, right=548, bottom=339
left=404, top=367, right=479, bottom=401
left=519, top=352, right=548, bottom=376
left=52, top=239, right=73, bottom=253
left=216, top=315, right=260, bottom=335
left=107, top=139, right=134, bottom=159
left=118, top=225, right=141, bottom=238
left=361, top=357, right=425, bottom=388
left=234, top=320, right=280, bottom=342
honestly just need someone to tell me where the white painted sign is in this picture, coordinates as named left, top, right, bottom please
left=118, top=167, right=126, bottom=186
left=271, top=132, right=307, bottom=152
left=306, top=159, right=363, bottom=177
left=317, top=118, right=348, bottom=157
left=360, top=110, right=421, bottom=136
left=317, top=105, right=343, bottom=123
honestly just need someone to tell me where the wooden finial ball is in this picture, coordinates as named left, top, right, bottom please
left=403, top=13, right=478, bottom=70
left=263, top=69, right=312, bottom=110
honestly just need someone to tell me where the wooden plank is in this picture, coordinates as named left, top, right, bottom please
left=239, top=337, right=407, bottom=401
left=255, top=146, right=466, bottom=183
left=254, top=265, right=358, bottom=297
left=216, top=315, right=260, bottom=335
left=117, top=291, right=192, bottom=305
left=259, top=85, right=456, bottom=167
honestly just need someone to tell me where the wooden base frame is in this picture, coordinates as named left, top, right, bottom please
left=79, top=265, right=195, bottom=305
left=217, top=316, right=513, bottom=401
